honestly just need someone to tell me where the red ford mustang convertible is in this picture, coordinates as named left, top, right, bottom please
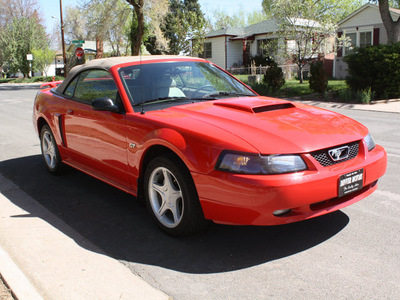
left=33, top=56, right=387, bottom=235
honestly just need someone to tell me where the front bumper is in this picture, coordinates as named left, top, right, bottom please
left=192, top=144, right=387, bottom=226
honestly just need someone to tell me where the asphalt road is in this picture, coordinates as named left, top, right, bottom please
left=1, top=85, right=399, bottom=299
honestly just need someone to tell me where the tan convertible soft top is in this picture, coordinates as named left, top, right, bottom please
left=55, top=55, right=203, bottom=93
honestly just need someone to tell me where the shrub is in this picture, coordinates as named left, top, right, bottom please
left=309, top=60, right=328, bottom=96
left=336, top=87, right=374, bottom=104
left=358, top=88, right=373, bottom=104
left=345, top=42, right=400, bottom=99
left=250, top=54, right=274, bottom=67
left=263, top=62, right=285, bottom=92
left=249, top=82, right=272, bottom=96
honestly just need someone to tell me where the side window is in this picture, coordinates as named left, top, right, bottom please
left=64, top=75, right=79, bottom=97
left=73, top=69, right=118, bottom=104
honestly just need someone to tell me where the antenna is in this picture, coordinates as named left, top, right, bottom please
left=139, top=44, right=145, bottom=114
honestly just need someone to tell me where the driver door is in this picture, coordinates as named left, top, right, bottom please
left=62, top=69, right=130, bottom=189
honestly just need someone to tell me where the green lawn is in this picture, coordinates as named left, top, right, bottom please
left=0, top=76, right=64, bottom=84
left=234, top=74, right=347, bottom=100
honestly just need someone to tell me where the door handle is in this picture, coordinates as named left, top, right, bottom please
left=66, top=109, right=74, bottom=115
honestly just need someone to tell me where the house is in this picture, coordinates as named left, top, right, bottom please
left=44, top=54, right=64, bottom=77
left=334, top=3, right=400, bottom=79
left=202, top=19, right=285, bottom=70
left=202, top=18, right=334, bottom=78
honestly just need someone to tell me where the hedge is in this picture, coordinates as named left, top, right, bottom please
left=345, top=42, right=400, bottom=99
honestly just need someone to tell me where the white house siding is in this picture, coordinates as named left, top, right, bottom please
left=340, top=5, right=399, bottom=28
left=227, top=40, right=243, bottom=68
left=206, top=36, right=227, bottom=69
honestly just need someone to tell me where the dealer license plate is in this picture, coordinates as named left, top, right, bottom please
left=338, top=169, right=364, bottom=197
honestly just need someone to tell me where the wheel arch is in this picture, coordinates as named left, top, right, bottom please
left=37, top=117, right=49, bottom=136
left=137, top=144, right=194, bottom=202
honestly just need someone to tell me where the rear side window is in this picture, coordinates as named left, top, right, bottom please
left=64, top=76, right=79, bottom=97
left=69, top=69, right=118, bottom=104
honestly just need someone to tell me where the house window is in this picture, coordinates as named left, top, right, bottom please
left=257, top=39, right=266, bottom=55
left=343, top=29, right=373, bottom=55
left=360, top=31, right=372, bottom=48
left=257, top=39, right=278, bottom=56
left=344, top=32, right=357, bottom=55
left=203, top=42, right=212, bottom=58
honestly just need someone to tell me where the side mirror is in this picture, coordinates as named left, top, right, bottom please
left=92, top=97, right=120, bottom=112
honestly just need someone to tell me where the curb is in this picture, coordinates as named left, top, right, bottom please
left=0, top=245, right=44, bottom=300
left=0, top=173, right=170, bottom=300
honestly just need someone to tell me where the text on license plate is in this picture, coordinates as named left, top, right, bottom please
left=338, top=169, right=364, bottom=197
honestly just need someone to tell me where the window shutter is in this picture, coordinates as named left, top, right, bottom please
left=373, top=28, right=380, bottom=45
left=337, top=32, right=343, bottom=57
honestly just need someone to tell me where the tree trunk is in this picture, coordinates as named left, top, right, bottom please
left=298, top=64, right=304, bottom=84
left=126, top=0, right=144, bottom=56
left=96, top=35, right=104, bottom=59
left=378, top=0, right=400, bottom=43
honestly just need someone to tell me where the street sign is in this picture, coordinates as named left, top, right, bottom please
left=72, top=40, right=85, bottom=44
left=75, top=47, right=84, bottom=59
left=27, top=54, right=33, bottom=61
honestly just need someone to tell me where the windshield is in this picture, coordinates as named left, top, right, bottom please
left=118, top=61, right=256, bottom=108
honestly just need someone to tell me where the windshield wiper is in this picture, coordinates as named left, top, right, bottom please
left=134, top=96, right=188, bottom=106
left=202, top=91, right=256, bottom=98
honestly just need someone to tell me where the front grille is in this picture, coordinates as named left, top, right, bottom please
left=311, top=141, right=359, bottom=167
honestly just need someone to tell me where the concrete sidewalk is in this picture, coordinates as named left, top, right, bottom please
left=0, top=173, right=170, bottom=300
left=292, top=98, right=400, bottom=114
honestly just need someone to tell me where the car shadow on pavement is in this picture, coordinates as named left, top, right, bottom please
left=0, top=155, right=349, bottom=274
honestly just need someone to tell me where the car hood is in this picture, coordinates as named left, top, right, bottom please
left=165, top=97, right=368, bottom=154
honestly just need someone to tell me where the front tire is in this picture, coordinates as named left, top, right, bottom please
left=40, top=125, right=63, bottom=174
left=144, top=154, right=208, bottom=236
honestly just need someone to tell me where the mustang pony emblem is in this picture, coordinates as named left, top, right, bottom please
left=328, top=146, right=350, bottom=161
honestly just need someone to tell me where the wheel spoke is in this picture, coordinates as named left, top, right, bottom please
left=171, top=200, right=182, bottom=224
left=151, top=181, right=165, bottom=196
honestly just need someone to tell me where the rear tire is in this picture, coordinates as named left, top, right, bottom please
left=144, top=154, right=208, bottom=236
left=40, top=125, right=63, bottom=174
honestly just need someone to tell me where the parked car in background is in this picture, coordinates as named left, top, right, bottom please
left=33, top=56, right=387, bottom=236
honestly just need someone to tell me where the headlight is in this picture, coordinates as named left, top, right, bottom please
left=216, top=151, right=307, bottom=175
left=364, top=132, right=376, bottom=151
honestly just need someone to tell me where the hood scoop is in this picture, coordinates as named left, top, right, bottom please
left=213, top=100, right=295, bottom=113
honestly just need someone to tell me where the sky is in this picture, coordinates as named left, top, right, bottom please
left=37, top=0, right=263, bottom=33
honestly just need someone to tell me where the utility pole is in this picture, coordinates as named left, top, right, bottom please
left=60, top=0, right=67, bottom=77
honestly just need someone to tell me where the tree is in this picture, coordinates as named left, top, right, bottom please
left=0, top=16, right=49, bottom=77
left=32, top=48, right=56, bottom=76
left=159, top=0, right=185, bottom=54
left=271, top=0, right=338, bottom=83
left=64, top=6, right=90, bottom=41
left=0, top=0, right=50, bottom=77
left=65, top=1, right=132, bottom=59
left=161, top=0, right=206, bottom=55
left=378, top=0, right=400, bottom=43
left=263, top=0, right=364, bottom=23
left=125, top=0, right=169, bottom=55
left=209, top=9, right=267, bottom=30
left=126, top=0, right=145, bottom=55
left=83, top=0, right=132, bottom=58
